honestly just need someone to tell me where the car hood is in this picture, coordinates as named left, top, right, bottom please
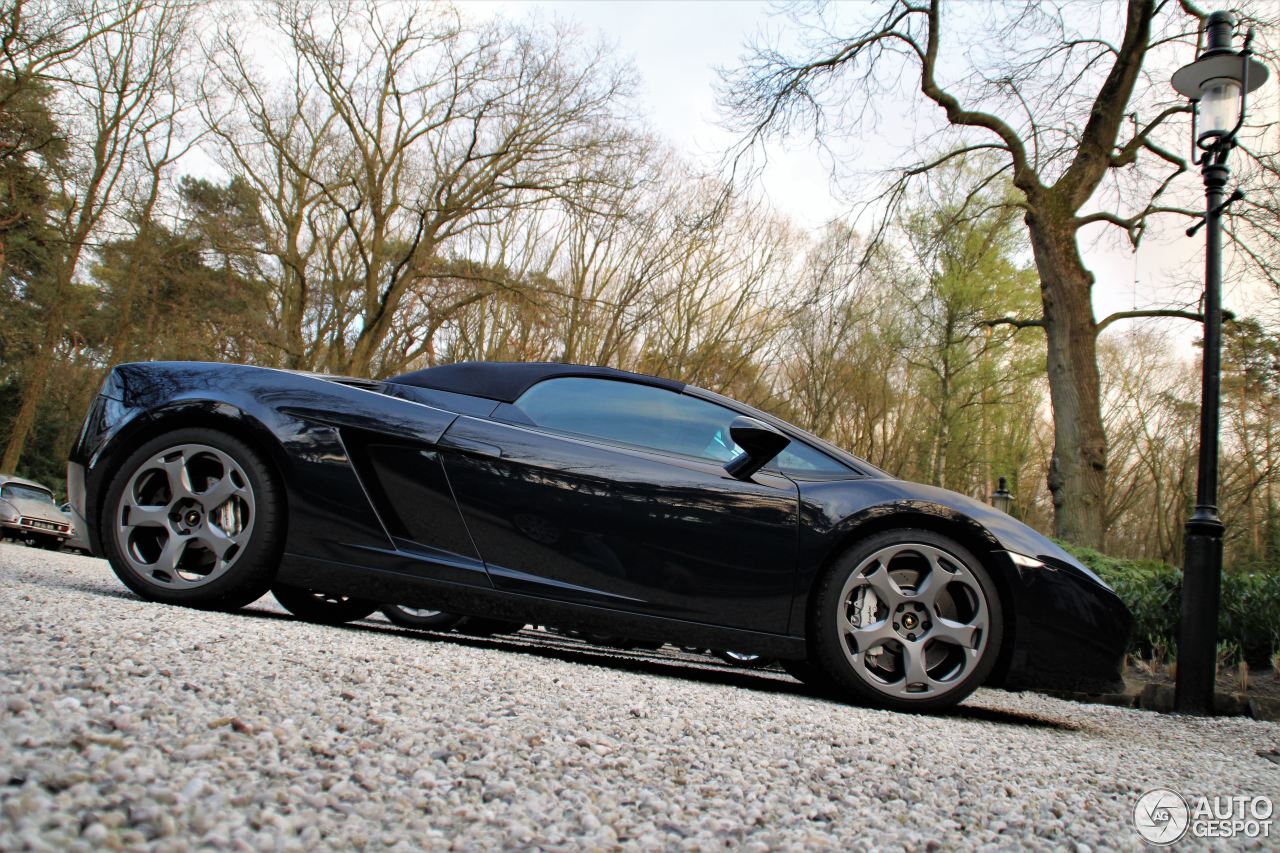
left=894, top=481, right=1112, bottom=591
left=3, top=498, right=66, bottom=524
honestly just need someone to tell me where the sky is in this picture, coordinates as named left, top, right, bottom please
left=467, top=0, right=1268, bottom=351
left=470, top=0, right=842, bottom=226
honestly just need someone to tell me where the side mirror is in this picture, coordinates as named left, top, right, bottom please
left=724, top=416, right=790, bottom=480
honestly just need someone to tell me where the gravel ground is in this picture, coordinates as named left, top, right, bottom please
left=1, top=542, right=1277, bottom=851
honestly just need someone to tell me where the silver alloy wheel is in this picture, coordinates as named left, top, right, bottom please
left=393, top=606, right=444, bottom=618
left=836, top=542, right=989, bottom=700
left=307, top=592, right=358, bottom=605
left=114, top=443, right=255, bottom=588
left=722, top=651, right=762, bottom=662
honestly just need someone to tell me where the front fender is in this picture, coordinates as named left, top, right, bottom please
left=790, top=477, right=1131, bottom=691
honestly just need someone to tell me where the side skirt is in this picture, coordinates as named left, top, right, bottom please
left=276, top=552, right=808, bottom=660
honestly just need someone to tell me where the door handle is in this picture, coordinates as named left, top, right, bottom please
left=437, top=435, right=503, bottom=459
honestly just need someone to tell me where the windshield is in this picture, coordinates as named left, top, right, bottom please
left=1, top=484, right=55, bottom=504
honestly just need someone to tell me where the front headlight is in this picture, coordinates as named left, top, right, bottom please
left=1005, top=548, right=1114, bottom=591
left=1006, top=551, right=1046, bottom=570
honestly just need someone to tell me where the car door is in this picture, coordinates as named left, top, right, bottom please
left=438, top=377, right=799, bottom=633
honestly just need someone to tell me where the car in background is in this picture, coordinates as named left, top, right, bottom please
left=59, top=503, right=92, bottom=554
left=0, top=475, right=72, bottom=549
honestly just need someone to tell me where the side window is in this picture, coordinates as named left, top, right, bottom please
left=773, top=441, right=850, bottom=474
left=512, top=377, right=852, bottom=474
left=514, top=378, right=743, bottom=463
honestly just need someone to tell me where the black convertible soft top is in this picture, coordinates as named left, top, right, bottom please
left=389, top=361, right=684, bottom=403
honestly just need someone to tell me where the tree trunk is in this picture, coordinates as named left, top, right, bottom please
left=1027, top=208, right=1107, bottom=547
left=1, top=299, right=61, bottom=472
left=2, top=225, right=87, bottom=471
left=105, top=213, right=157, bottom=368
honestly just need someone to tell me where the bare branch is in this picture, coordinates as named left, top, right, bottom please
left=1097, top=309, right=1203, bottom=332
left=985, top=316, right=1046, bottom=330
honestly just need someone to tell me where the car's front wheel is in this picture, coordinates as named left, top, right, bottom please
left=102, top=428, right=281, bottom=610
left=809, top=529, right=1002, bottom=712
left=272, top=584, right=378, bottom=625
left=380, top=604, right=466, bottom=631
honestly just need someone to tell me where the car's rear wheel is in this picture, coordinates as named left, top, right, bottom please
left=380, top=604, right=466, bottom=631
left=809, top=529, right=1002, bottom=712
left=102, top=428, right=281, bottom=610
left=272, top=584, right=378, bottom=625
left=714, top=650, right=774, bottom=668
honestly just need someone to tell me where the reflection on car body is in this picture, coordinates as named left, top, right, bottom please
left=69, top=360, right=1132, bottom=712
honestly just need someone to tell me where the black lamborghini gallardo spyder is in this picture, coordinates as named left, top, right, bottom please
left=68, top=361, right=1130, bottom=711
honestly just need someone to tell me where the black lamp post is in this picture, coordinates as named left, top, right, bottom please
left=1170, top=11, right=1269, bottom=715
left=992, top=477, right=1013, bottom=515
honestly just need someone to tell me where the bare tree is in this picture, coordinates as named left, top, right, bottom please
left=200, top=0, right=633, bottom=377
left=388, top=134, right=666, bottom=372
left=431, top=155, right=800, bottom=406
left=1, top=0, right=194, bottom=471
left=1098, top=329, right=1198, bottom=561
left=779, top=224, right=921, bottom=472
left=891, top=164, right=1042, bottom=492
left=721, top=0, right=1279, bottom=546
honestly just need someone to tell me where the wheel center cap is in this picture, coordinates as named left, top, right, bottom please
left=173, top=501, right=204, bottom=533
left=893, top=601, right=932, bottom=641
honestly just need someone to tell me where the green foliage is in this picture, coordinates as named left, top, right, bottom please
left=91, top=214, right=269, bottom=364
left=0, top=73, right=63, bottom=374
left=1060, top=542, right=1280, bottom=668
left=1219, top=573, right=1280, bottom=669
left=894, top=164, right=1043, bottom=495
left=1221, top=319, right=1280, bottom=570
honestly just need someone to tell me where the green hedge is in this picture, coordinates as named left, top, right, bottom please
left=1059, top=544, right=1280, bottom=668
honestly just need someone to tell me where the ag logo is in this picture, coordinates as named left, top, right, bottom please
left=1134, top=788, right=1190, bottom=845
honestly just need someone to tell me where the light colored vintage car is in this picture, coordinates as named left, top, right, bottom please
left=0, top=475, right=72, bottom=549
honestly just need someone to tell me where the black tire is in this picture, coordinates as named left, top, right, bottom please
left=580, top=632, right=639, bottom=649
left=380, top=604, right=466, bottom=631
left=808, top=529, right=1003, bottom=713
left=454, top=617, right=525, bottom=636
left=272, top=584, right=378, bottom=625
left=101, top=427, right=282, bottom=610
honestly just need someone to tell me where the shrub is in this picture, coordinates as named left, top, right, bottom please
left=1057, top=543, right=1280, bottom=669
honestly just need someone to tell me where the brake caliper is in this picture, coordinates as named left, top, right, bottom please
left=851, top=586, right=884, bottom=663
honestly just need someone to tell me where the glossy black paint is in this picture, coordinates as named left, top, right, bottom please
left=70, top=360, right=1132, bottom=692
left=438, top=415, right=799, bottom=632
left=789, top=478, right=1131, bottom=690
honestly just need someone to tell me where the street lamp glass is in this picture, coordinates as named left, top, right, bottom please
left=991, top=477, right=1013, bottom=515
left=1198, top=76, right=1242, bottom=143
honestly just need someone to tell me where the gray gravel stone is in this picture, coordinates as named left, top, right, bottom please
left=1, top=542, right=1277, bottom=850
